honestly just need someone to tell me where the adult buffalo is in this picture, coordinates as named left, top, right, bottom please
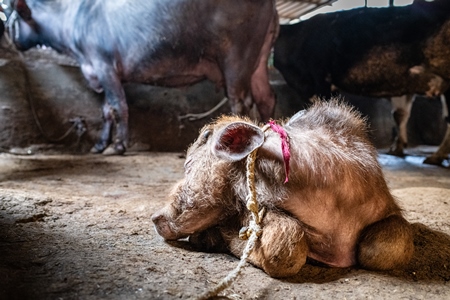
left=10, top=0, right=278, bottom=155
left=274, top=0, right=450, bottom=166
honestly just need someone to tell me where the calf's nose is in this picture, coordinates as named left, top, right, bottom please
left=151, top=212, right=178, bottom=240
left=151, top=212, right=163, bottom=223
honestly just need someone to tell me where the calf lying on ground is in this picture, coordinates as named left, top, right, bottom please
left=152, top=100, right=414, bottom=278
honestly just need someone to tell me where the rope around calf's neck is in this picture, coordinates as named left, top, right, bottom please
left=197, top=122, right=290, bottom=299
left=196, top=146, right=265, bottom=300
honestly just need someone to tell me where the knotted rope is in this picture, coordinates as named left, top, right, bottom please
left=197, top=122, right=290, bottom=299
left=196, top=145, right=265, bottom=300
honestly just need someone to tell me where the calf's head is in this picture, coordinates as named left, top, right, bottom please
left=152, top=116, right=270, bottom=241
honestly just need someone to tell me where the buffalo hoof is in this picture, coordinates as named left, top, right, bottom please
left=90, top=141, right=109, bottom=154
left=102, top=143, right=126, bottom=156
left=387, top=149, right=405, bottom=157
left=90, top=146, right=103, bottom=154
left=423, top=155, right=444, bottom=166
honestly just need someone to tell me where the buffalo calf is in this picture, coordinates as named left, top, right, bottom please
left=152, top=100, right=414, bottom=277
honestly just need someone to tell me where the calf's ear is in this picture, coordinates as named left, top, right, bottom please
left=15, top=0, right=32, bottom=20
left=213, top=122, right=264, bottom=161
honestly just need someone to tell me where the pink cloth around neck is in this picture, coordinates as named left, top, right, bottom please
left=268, top=120, right=290, bottom=183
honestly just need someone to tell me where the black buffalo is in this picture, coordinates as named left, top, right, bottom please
left=274, top=0, right=450, bottom=166
left=10, top=0, right=279, bottom=154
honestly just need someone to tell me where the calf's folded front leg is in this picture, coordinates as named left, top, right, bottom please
left=190, top=210, right=308, bottom=278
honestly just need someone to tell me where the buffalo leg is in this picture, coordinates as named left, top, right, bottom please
left=357, top=214, right=414, bottom=271
left=224, top=71, right=255, bottom=120
left=424, top=93, right=450, bottom=165
left=93, top=68, right=129, bottom=155
left=249, top=18, right=278, bottom=121
left=424, top=123, right=450, bottom=165
left=250, top=60, right=275, bottom=122
left=388, top=95, right=414, bottom=156
left=90, top=102, right=114, bottom=153
left=223, top=45, right=268, bottom=121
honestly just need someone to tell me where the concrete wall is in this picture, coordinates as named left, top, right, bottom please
left=0, top=48, right=446, bottom=153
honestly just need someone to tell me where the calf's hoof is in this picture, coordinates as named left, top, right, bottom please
left=387, top=148, right=405, bottom=157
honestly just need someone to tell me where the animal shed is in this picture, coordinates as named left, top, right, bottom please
left=0, top=3, right=450, bottom=300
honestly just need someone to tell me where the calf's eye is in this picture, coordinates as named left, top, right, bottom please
left=202, top=130, right=211, bottom=141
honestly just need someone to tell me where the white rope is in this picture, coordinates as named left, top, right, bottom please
left=178, top=97, right=229, bottom=121
left=196, top=124, right=270, bottom=299
left=195, top=224, right=260, bottom=300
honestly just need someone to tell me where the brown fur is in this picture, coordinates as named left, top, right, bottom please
left=152, top=100, right=414, bottom=277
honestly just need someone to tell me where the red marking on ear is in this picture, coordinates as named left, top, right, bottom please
left=219, top=128, right=250, bottom=153
left=268, top=120, right=290, bottom=183
left=214, top=122, right=265, bottom=161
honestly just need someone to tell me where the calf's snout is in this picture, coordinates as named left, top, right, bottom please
left=151, top=212, right=178, bottom=241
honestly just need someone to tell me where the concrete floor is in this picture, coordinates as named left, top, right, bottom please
left=0, top=147, right=448, bottom=299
